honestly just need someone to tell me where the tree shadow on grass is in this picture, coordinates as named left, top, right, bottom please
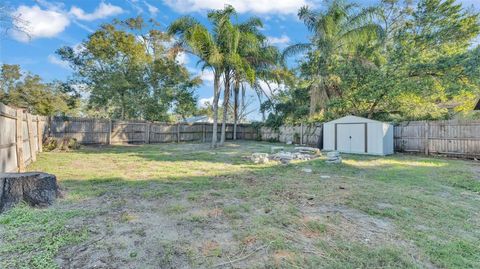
left=70, top=141, right=297, bottom=164
left=7, top=146, right=480, bottom=269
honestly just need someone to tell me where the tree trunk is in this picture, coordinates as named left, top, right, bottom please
left=233, top=79, right=239, bottom=140
left=309, top=80, right=330, bottom=116
left=211, top=71, right=221, bottom=148
left=220, top=70, right=230, bottom=145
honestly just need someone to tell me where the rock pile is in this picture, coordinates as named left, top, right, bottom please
left=326, top=151, right=342, bottom=164
left=251, top=153, right=269, bottom=164
left=294, top=147, right=321, bottom=155
left=0, top=172, right=60, bottom=213
left=270, top=152, right=294, bottom=164
left=251, top=146, right=321, bottom=165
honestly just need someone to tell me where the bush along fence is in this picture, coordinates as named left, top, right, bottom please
left=0, top=103, right=48, bottom=173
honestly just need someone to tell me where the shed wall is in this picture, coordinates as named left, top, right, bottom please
left=323, top=116, right=393, bottom=155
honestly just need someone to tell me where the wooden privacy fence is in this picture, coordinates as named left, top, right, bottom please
left=49, top=116, right=258, bottom=145
left=0, top=103, right=47, bottom=173
left=5, top=100, right=480, bottom=173
left=260, top=124, right=323, bottom=146
left=394, top=120, right=480, bottom=158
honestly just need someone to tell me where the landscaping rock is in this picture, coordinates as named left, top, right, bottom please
left=271, top=152, right=293, bottom=163
left=301, top=168, right=312, bottom=173
left=326, top=151, right=340, bottom=158
left=326, top=151, right=342, bottom=164
left=0, top=172, right=60, bottom=213
left=294, top=147, right=321, bottom=155
left=251, top=153, right=269, bottom=164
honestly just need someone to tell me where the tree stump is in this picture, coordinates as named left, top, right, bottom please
left=0, top=172, right=60, bottom=213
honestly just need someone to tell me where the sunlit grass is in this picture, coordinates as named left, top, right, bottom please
left=1, top=141, right=479, bottom=268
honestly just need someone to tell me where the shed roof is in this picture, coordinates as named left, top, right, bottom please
left=325, top=115, right=388, bottom=125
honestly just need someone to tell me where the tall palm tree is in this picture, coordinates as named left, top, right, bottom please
left=213, top=7, right=240, bottom=145
left=283, top=0, right=382, bottom=115
left=213, top=8, right=262, bottom=145
left=228, top=19, right=281, bottom=140
left=168, top=11, right=228, bottom=148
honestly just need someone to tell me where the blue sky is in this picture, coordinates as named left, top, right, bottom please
left=1, top=0, right=479, bottom=120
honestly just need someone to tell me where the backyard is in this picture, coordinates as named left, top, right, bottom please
left=0, top=141, right=479, bottom=268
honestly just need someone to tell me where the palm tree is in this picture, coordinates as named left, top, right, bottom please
left=168, top=13, right=226, bottom=148
left=212, top=7, right=240, bottom=145
left=229, top=19, right=280, bottom=140
left=212, top=8, right=263, bottom=145
left=283, top=0, right=382, bottom=115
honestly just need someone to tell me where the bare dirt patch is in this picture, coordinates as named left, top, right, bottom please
left=302, top=204, right=395, bottom=246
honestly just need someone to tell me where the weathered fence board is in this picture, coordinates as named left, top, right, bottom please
left=0, top=103, right=48, bottom=172
left=51, top=117, right=110, bottom=144
left=0, top=103, right=18, bottom=173
left=49, top=117, right=260, bottom=145
left=259, top=124, right=323, bottom=146
left=394, top=120, right=480, bottom=158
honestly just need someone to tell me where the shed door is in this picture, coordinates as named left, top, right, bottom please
left=336, top=123, right=366, bottom=153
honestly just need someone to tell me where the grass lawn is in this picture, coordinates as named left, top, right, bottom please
left=1, top=141, right=479, bottom=268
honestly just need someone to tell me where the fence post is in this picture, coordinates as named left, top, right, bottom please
left=202, top=124, right=206, bottom=143
left=424, top=121, right=430, bottom=156
left=26, top=113, right=36, bottom=162
left=107, top=119, right=112, bottom=145
left=300, top=123, right=304, bottom=145
left=145, top=122, right=150, bottom=144
left=177, top=123, right=181, bottom=143
left=36, top=116, right=43, bottom=153
left=16, top=109, right=25, bottom=172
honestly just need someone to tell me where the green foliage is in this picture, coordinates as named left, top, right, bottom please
left=275, top=0, right=480, bottom=124
left=43, top=137, right=81, bottom=152
left=0, top=64, right=79, bottom=115
left=262, top=81, right=310, bottom=127
left=58, top=17, right=199, bottom=121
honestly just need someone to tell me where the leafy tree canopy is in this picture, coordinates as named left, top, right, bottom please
left=273, top=0, right=480, bottom=125
left=58, top=17, right=200, bottom=121
left=0, top=64, right=80, bottom=115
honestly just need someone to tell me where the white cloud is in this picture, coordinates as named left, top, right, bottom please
left=188, top=68, right=214, bottom=83
left=163, top=0, right=316, bottom=14
left=200, top=70, right=214, bottom=82
left=72, top=20, right=95, bottom=33
left=48, top=54, right=70, bottom=69
left=70, top=2, right=124, bottom=21
left=10, top=2, right=124, bottom=42
left=11, top=5, right=70, bottom=42
left=144, top=1, right=159, bottom=16
left=35, top=0, right=65, bottom=12
left=126, top=0, right=145, bottom=14
left=175, top=52, right=189, bottom=65
left=257, top=80, right=286, bottom=97
left=267, top=34, right=291, bottom=46
left=199, top=96, right=222, bottom=108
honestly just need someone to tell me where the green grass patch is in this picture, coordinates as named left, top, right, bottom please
left=0, top=205, right=89, bottom=269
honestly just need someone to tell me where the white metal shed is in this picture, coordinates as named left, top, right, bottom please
left=323, top=115, right=394, bottom=155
